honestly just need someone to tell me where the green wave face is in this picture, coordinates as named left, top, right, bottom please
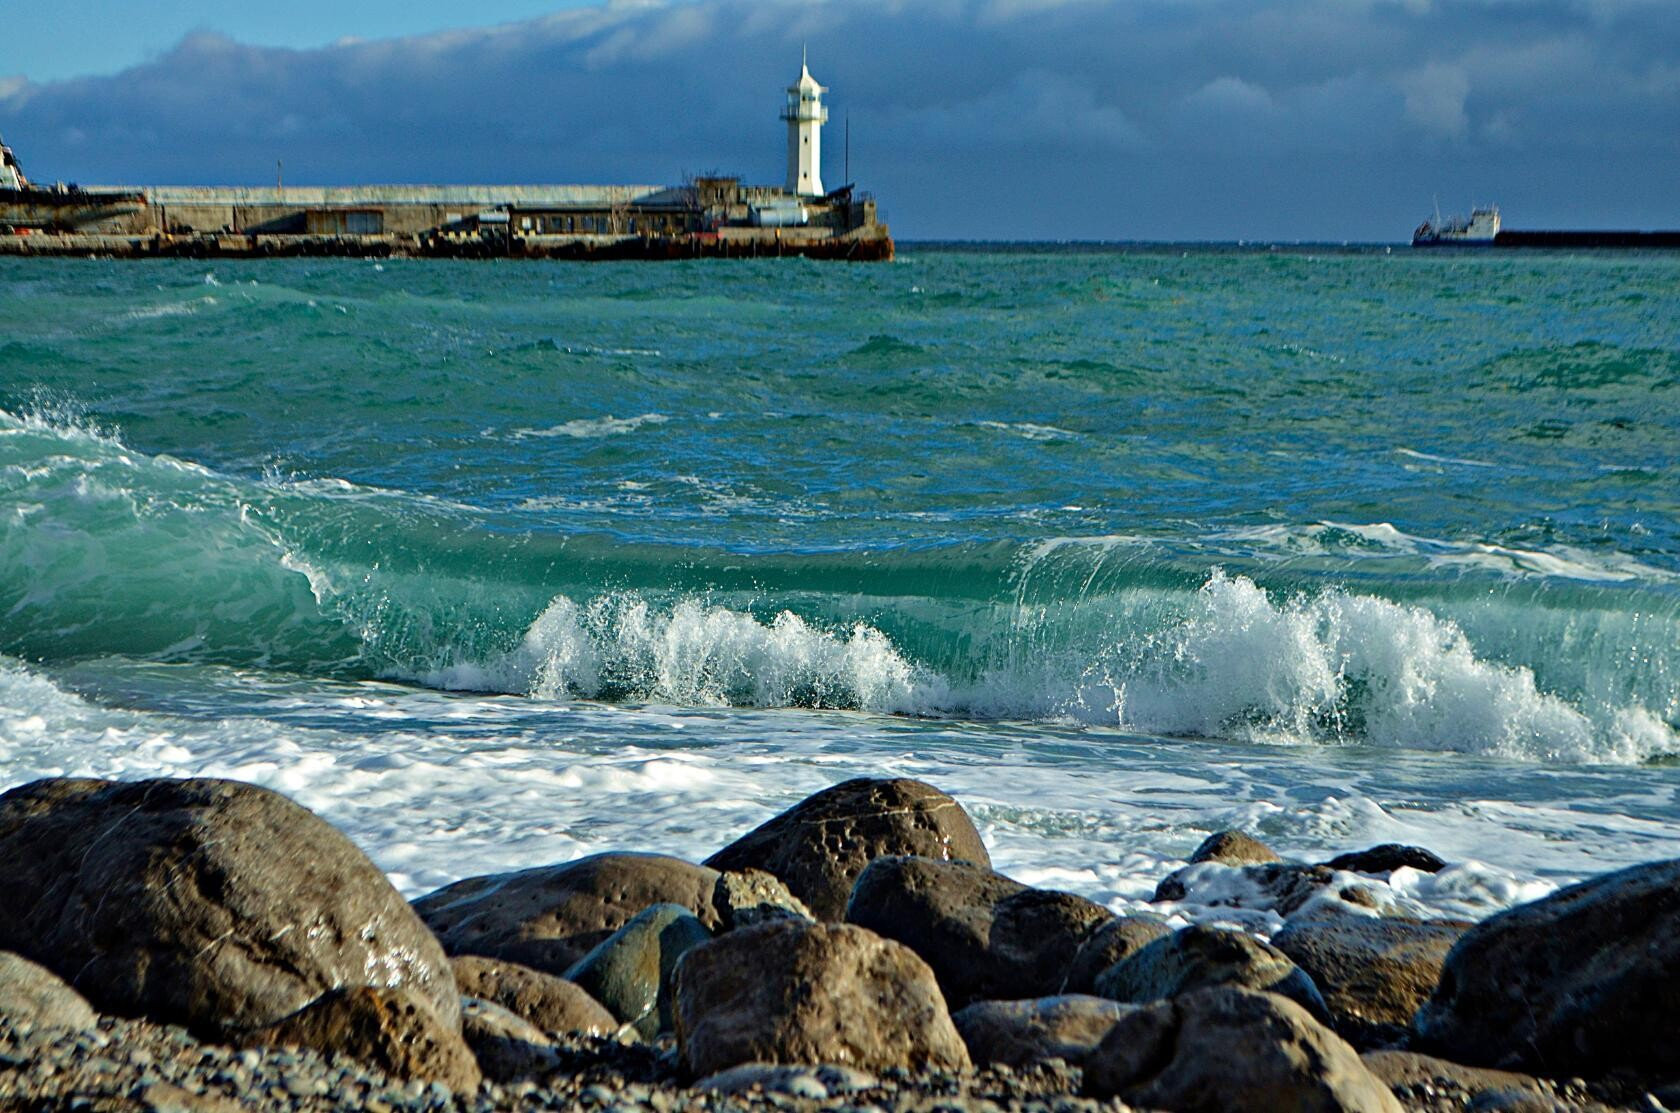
left=3, top=406, right=1676, bottom=763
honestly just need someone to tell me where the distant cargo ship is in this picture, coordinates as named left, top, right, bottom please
left=1413, top=203, right=1680, bottom=249
left=0, top=59, right=891, bottom=261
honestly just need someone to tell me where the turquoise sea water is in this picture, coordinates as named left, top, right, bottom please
left=3, top=247, right=1678, bottom=919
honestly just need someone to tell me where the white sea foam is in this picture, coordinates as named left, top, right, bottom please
left=425, top=594, right=928, bottom=713
left=972, top=420, right=1082, bottom=442
left=1212, top=520, right=1676, bottom=584
left=513, top=413, right=670, bottom=439
left=1084, top=570, right=1674, bottom=762
left=1394, top=447, right=1498, bottom=469
left=3, top=656, right=1675, bottom=927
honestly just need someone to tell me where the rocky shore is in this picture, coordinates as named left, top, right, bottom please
left=0, top=774, right=1675, bottom=1112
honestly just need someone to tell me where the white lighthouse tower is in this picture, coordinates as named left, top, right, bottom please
left=782, top=53, right=828, bottom=197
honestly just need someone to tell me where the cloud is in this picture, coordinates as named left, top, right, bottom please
left=0, top=0, right=1675, bottom=239
left=1401, top=62, right=1470, bottom=139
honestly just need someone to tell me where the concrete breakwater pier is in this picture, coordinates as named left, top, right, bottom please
left=0, top=179, right=893, bottom=261
left=0, top=60, right=893, bottom=262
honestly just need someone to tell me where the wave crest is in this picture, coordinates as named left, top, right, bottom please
left=426, top=594, right=925, bottom=712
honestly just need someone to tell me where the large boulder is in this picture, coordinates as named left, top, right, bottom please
left=1272, top=912, right=1468, bottom=1049
left=845, top=856, right=1111, bottom=1009
left=673, top=919, right=970, bottom=1076
left=704, top=778, right=990, bottom=921
left=0, top=951, right=100, bottom=1033
left=461, top=997, right=560, bottom=1083
left=449, top=956, right=617, bottom=1037
left=1093, top=924, right=1331, bottom=1025
left=1411, top=857, right=1680, bottom=1077
left=1083, top=986, right=1403, bottom=1112
left=412, top=852, right=721, bottom=976
left=243, top=985, right=482, bottom=1092
left=951, top=995, right=1134, bottom=1068
left=1062, top=916, right=1174, bottom=994
left=563, top=903, right=713, bottom=1038
left=0, top=777, right=459, bottom=1035
left=1322, top=845, right=1446, bottom=875
left=1190, top=830, right=1281, bottom=866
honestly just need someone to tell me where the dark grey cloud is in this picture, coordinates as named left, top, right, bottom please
left=2, top=0, right=1676, bottom=239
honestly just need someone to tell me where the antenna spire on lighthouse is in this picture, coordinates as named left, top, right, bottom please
left=782, top=54, right=828, bottom=197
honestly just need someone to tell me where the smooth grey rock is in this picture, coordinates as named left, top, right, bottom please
left=0, top=951, right=100, bottom=1032
left=1083, top=986, right=1403, bottom=1112
left=241, top=985, right=481, bottom=1091
left=713, top=869, right=812, bottom=930
left=461, top=996, right=559, bottom=1083
left=695, top=1062, right=877, bottom=1098
left=674, top=919, right=970, bottom=1076
left=845, top=855, right=1111, bottom=1009
left=1093, top=924, right=1332, bottom=1025
left=449, top=955, right=617, bottom=1037
left=1062, top=916, right=1174, bottom=994
left=412, top=852, right=721, bottom=976
left=0, top=777, right=459, bottom=1035
left=1273, top=911, right=1469, bottom=1049
left=1323, top=845, right=1447, bottom=875
left=563, top=902, right=712, bottom=1038
left=1412, top=856, right=1680, bottom=1076
left=951, top=995, right=1134, bottom=1067
left=1190, top=830, right=1281, bottom=866
left=704, top=778, right=990, bottom=921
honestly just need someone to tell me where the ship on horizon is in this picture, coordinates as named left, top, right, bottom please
left=1413, top=202, right=1680, bottom=249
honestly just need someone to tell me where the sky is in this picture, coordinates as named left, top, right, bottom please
left=2, top=0, right=1677, bottom=240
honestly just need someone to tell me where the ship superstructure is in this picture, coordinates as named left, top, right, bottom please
left=1413, top=204, right=1501, bottom=246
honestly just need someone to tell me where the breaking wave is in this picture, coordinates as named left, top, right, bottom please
left=2, top=406, right=1676, bottom=763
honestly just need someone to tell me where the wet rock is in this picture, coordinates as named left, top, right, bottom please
left=242, top=985, right=482, bottom=1091
left=1153, top=860, right=1338, bottom=917
left=461, top=996, right=559, bottom=1083
left=704, top=777, right=990, bottom=921
left=1272, top=912, right=1469, bottom=1049
left=1324, top=845, right=1447, bottom=875
left=0, top=951, right=100, bottom=1032
left=845, top=855, right=1110, bottom=1009
left=1093, top=924, right=1332, bottom=1025
left=412, top=852, right=721, bottom=976
left=674, top=919, right=970, bottom=1076
left=0, top=777, right=458, bottom=1035
left=951, top=995, right=1134, bottom=1068
left=1412, top=856, right=1680, bottom=1077
left=563, top=903, right=712, bottom=1038
left=449, top=955, right=617, bottom=1037
left=1190, top=830, right=1281, bottom=866
left=1083, top=985, right=1403, bottom=1112
left=1061, top=916, right=1174, bottom=994
left=713, top=869, right=812, bottom=930
left=695, top=1062, right=878, bottom=1098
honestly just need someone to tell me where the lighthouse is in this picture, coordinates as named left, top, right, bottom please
left=782, top=54, right=828, bottom=197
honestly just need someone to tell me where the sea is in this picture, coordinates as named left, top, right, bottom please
left=2, top=245, right=1677, bottom=931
